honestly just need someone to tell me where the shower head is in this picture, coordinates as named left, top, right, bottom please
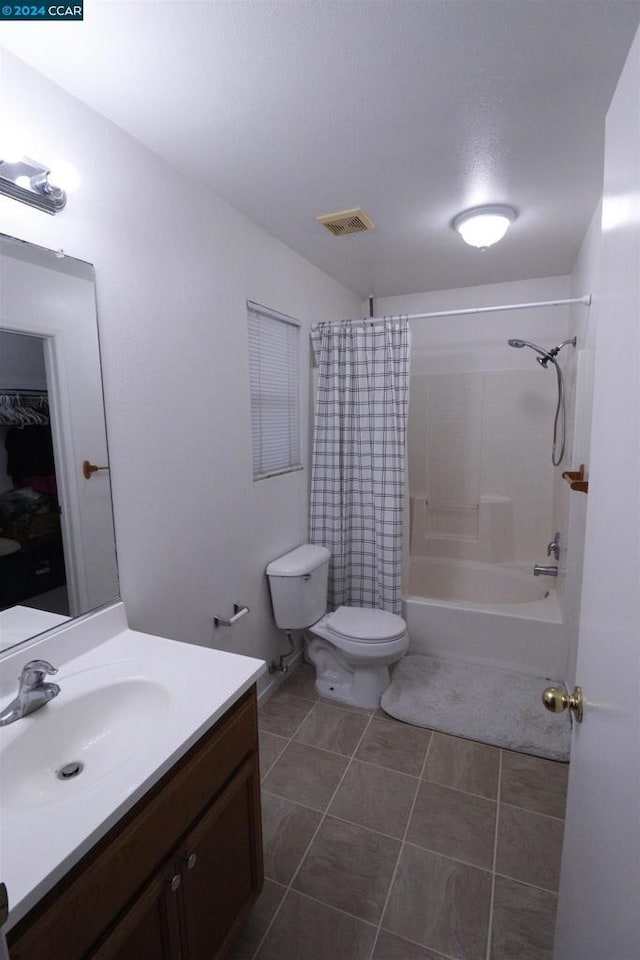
left=507, top=338, right=554, bottom=366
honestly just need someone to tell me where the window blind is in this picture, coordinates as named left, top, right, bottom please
left=248, top=301, right=301, bottom=480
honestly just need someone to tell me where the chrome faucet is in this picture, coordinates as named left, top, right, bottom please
left=0, top=660, right=60, bottom=727
left=547, top=532, right=560, bottom=561
left=534, top=564, right=558, bottom=577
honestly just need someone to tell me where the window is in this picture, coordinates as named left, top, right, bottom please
left=248, top=301, right=301, bottom=480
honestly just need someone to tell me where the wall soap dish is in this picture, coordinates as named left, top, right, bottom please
left=562, top=464, right=588, bottom=494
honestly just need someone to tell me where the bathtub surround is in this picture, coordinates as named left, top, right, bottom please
left=381, top=655, right=570, bottom=761
left=309, top=319, right=411, bottom=614
left=389, top=276, right=571, bottom=566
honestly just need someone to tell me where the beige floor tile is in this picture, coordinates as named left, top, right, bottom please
left=372, top=930, right=449, bottom=959
left=500, top=752, right=569, bottom=819
left=259, top=692, right=315, bottom=738
left=490, top=876, right=557, bottom=960
left=261, top=791, right=322, bottom=884
left=424, top=732, right=500, bottom=799
left=373, top=706, right=417, bottom=725
left=496, top=805, right=564, bottom=892
left=226, top=880, right=286, bottom=960
left=255, top=890, right=376, bottom=960
left=259, top=732, right=288, bottom=779
left=318, top=695, right=372, bottom=715
left=261, top=741, right=349, bottom=811
left=407, top=781, right=497, bottom=869
left=293, top=816, right=401, bottom=924
left=356, top=718, right=431, bottom=776
left=328, top=760, right=419, bottom=838
left=280, top=662, right=319, bottom=702
left=383, top=843, right=491, bottom=960
left=294, top=701, right=370, bottom=755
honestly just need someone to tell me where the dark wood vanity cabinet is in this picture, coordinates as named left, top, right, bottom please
left=7, top=687, right=263, bottom=960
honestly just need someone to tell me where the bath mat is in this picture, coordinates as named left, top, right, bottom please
left=381, top=655, right=570, bottom=761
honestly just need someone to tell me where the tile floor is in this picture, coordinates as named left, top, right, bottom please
left=230, top=663, right=568, bottom=960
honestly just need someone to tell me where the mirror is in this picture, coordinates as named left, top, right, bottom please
left=0, top=233, right=118, bottom=652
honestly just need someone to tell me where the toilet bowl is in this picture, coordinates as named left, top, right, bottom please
left=306, top=605, right=409, bottom=709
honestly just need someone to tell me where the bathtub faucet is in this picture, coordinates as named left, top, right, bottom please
left=533, top=564, right=558, bottom=577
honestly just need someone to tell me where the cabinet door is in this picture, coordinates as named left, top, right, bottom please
left=178, top=755, right=263, bottom=960
left=88, top=862, right=183, bottom=960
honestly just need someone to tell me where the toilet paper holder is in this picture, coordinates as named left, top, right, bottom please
left=213, top=604, right=250, bottom=628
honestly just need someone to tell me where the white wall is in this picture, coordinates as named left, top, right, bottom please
left=376, top=277, right=572, bottom=565
left=0, top=50, right=361, bottom=681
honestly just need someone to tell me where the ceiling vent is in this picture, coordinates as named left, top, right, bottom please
left=316, top=207, right=375, bottom=237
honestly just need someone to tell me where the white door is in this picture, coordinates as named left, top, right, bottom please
left=553, top=30, right=640, bottom=960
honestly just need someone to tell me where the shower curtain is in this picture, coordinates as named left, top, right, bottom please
left=310, top=317, right=411, bottom=614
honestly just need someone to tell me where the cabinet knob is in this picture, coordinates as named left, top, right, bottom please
left=185, top=853, right=197, bottom=870
left=169, top=874, right=181, bottom=892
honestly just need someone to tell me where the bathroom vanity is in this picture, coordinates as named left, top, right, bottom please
left=0, top=603, right=266, bottom=960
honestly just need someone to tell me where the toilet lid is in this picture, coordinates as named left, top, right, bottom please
left=326, top=606, right=406, bottom=643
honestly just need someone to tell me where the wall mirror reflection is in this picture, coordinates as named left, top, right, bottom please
left=0, top=234, right=119, bottom=652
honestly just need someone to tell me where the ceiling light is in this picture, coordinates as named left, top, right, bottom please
left=0, top=155, right=69, bottom=214
left=453, top=205, right=516, bottom=249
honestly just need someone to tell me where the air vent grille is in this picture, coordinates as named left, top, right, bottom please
left=316, top=207, right=375, bottom=236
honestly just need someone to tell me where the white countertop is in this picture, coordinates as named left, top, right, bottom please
left=0, top=606, right=71, bottom=653
left=0, top=603, right=266, bottom=929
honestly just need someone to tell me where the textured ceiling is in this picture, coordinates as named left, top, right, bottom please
left=2, top=1, right=639, bottom=297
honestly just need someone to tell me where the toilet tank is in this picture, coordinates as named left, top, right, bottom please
left=266, top=545, right=330, bottom=629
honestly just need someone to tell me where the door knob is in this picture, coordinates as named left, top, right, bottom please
left=542, top=685, right=583, bottom=723
left=82, top=460, right=109, bottom=479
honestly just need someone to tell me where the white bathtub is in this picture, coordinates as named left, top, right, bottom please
left=404, top=556, right=566, bottom=678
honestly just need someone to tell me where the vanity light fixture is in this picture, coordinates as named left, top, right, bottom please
left=0, top=155, right=73, bottom=214
left=452, top=204, right=517, bottom=249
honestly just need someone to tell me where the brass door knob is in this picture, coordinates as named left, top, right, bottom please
left=82, top=460, right=109, bottom=479
left=542, top=685, right=583, bottom=723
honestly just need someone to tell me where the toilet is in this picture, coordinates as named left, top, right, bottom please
left=266, top=544, right=409, bottom=709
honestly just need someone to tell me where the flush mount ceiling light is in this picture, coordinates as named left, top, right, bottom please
left=452, top=204, right=517, bottom=249
left=0, top=155, right=76, bottom=214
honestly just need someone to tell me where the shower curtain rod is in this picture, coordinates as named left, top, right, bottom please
left=333, top=294, right=591, bottom=325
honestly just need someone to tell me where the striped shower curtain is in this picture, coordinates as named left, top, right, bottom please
left=309, top=318, right=411, bottom=614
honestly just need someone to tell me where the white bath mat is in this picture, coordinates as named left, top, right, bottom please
left=381, top=655, right=571, bottom=761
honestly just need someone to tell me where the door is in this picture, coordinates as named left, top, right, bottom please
left=553, top=29, right=640, bottom=959
left=178, top=755, right=263, bottom=960
left=88, top=862, right=183, bottom=960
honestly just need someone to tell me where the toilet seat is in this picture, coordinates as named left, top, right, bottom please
left=325, top=606, right=407, bottom=644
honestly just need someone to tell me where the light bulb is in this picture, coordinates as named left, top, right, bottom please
left=0, top=140, right=24, bottom=164
left=47, top=161, right=80, bottom=193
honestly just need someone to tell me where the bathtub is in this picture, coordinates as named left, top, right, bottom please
left=403, top=556, right=566, bottom=678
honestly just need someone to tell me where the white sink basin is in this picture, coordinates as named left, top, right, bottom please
left=0, top=666, right=171, bottom=808
left=0, top=605, right=266, bottom=930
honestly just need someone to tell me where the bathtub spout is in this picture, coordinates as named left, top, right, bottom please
left=533, top=564, right=558, bottom=577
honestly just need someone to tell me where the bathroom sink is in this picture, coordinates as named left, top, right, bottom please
left=0, top=664, right=171, bottom=809
left=0, top=606, right=266, bottom=928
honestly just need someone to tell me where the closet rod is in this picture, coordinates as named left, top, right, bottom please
left=0, top=388, right=48, bottom=395
left=340, top=294, right=592, bottom=325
